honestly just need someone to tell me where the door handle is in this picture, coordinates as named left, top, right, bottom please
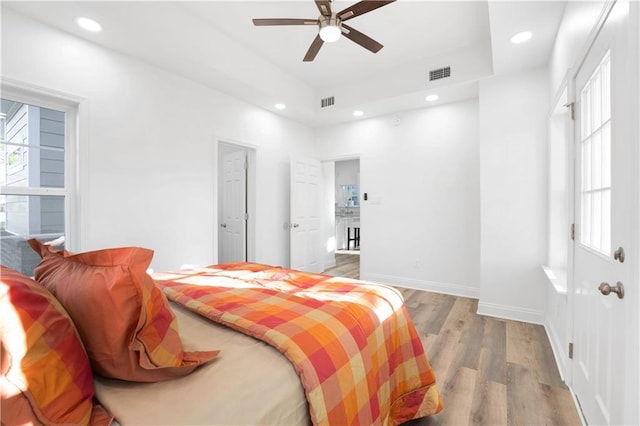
left=220, top=223, right=227, bottom=228
left=613, top=247, right=625, bottom=263
left=290, top=223, right=300, bottom=229
left=598, top=281, right=625, bottom=299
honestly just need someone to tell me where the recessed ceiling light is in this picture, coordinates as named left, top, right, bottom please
left=353, top=110, right=364, bottom=117
left=425, top=94, right=439, bottom=102
left=510, top=31, right=532, bottom=44
left=76, top=17, right=102, bottom=32
left=274, top=103, right=286, bottom=110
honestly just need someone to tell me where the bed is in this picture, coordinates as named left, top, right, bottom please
left=2, top=244, right=442, bottom=426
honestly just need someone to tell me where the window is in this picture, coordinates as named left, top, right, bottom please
left=579, top=51, right=611, bottom=255
left=1, top=91, right=76, bottom=276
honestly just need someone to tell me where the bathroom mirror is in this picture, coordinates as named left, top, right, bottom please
left=340, top=185, right=359, bottom=207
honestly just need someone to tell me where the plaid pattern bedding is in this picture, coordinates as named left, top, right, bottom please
left=154, top=262, right=442, bottom=425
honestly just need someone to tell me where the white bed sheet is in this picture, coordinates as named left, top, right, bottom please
left=94, top=302, right=309, bottom=425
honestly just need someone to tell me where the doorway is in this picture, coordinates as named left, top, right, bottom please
left=330, top=158, right=360, bottom=277
left=217, top=141, right=255, bottom=263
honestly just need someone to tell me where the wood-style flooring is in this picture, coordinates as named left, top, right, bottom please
left=323, top=253, right=583, bottom=426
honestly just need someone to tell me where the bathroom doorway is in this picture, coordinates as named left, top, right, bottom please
left=335, top=159, right=360, bottom=253
left=327, top=159, right=360, bottom=278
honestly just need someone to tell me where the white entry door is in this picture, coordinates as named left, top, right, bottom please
left=572, top=1, right=637, bottom=425
left=219, top=149, right=247, bottom=263
left=290, top=156, right=322, bottom=272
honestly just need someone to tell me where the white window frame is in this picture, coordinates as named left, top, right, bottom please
left=1, top=80, right=82, bottom=250
left=578, top=50, right=611, bottom=257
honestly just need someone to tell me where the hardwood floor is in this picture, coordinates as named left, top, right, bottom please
left=324, top=252, right=360, bottom=279
left=323, top=254, right=583, bottom=426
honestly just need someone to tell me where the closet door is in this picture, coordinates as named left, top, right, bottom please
left=219, top=149, right=247, bottom=263
left=290, top=155, right=321, bottom=272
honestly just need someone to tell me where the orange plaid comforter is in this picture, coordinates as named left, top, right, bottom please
left=154, top=262, right=442, bottom=425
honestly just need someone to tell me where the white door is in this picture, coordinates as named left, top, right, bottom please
left=572, top=1, right=638, bottom=424
left=219, top=149, right=247, bottom=263
left=290, top=156, right=322, bottom=272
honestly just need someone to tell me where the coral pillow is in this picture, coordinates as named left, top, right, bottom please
left=0, top=265, right=111, bottom=425
left=28, top=240, right=219, bottom=382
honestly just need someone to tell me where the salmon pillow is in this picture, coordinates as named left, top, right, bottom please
left=28, top=240, right=219, bottom=382
left=0, top=265, right=112, bottom=425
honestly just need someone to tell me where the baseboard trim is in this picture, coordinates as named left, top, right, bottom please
left=476, top=301, right=545, bottom=325
left=569, top=384, right=588, bottom=426
left=361, top=272, right=480, bottom=299
left=542, top=319, right=586, bottom=424
left=543, top=318, right=570, bottom=383
left=323, top=260, right=337, bottom=270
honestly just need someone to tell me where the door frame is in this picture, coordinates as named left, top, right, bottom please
left=546, top=77, right=575, bottom=385
left=216, top=139, right=256, bottom=263
left=321, top=154, right=361, bottom=268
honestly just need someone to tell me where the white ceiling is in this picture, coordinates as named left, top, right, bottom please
left=3, top=0, right=566, bottom=127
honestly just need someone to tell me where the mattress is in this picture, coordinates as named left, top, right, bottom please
left=94, top=301, right=310, bottom=425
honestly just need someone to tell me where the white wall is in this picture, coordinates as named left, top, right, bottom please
left=549, top=1, right=608, bottom=96
left=316, top=100, right=481, bottom=297
left=318, top=88, right=548, bottom=319
left=478, top=67, right=549, bottom=323
left=1, top=9, right=315, bottom=271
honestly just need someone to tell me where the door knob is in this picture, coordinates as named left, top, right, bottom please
left=290, top=223, right=300, bottom=229
left=598, top=281, right=625, bottom=299
left=613, top=247, right=625, bottom=263
left=220, top=223, right=227, bottom=228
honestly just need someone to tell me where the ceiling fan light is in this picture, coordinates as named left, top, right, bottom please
left=320, top=25, right=341, bottom=42
left=319, top=15, right=341, bottom=43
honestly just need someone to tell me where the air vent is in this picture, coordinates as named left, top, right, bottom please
left=429, top=66, right=451, bottom=81
left=321, top=96, right=335, bottom=108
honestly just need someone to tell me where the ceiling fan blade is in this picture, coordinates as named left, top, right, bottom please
left=341, top=24, right=383, bottom=53
left=314, top=0, right=332, bottom=17
left=253, top=18, right=318, bottom=26
left=303, top=35, right=324, bottom=62
left=338, top=0, right=396, bottom=22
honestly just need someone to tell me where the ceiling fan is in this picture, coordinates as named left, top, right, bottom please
left=252, top=0, right=396, bottom=62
